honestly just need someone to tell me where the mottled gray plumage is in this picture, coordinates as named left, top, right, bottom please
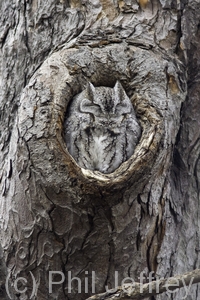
left=65, top=81, right=141, bottom=174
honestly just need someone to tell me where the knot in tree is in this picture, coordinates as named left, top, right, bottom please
left=1, top=1, right=200, bottom=300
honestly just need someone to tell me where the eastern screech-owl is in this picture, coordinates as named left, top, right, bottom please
left=65, top=81, right=141, bottom=174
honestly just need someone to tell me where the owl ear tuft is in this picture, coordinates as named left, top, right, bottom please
left=114, top=81, right=128, bottom=100
left=114, top=81, right=132, bottom=114
left=86, top=82, right=96, bottom=102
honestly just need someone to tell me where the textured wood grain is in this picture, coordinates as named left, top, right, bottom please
left=0, top=1, right=200, bottom=300
left=86, top=269, right=200, bottom=300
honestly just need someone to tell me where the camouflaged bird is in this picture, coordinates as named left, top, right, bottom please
left=65, top=81, right=141, bottom=174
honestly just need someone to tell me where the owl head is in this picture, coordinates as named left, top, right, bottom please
left=79, top=81, right=133, bottom=116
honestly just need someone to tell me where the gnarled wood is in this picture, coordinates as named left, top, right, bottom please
left=0, top=1, right=200, bottom=299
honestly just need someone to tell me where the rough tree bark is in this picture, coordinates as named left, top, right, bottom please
left=0, top=0, right=200, bottom=299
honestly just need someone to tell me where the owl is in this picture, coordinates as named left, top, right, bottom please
left=64, top=81, right=141, bottom=174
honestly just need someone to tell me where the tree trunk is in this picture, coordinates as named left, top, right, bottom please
left=0, top=0, right=200, bottom=299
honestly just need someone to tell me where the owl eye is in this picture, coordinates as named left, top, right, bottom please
left=80, top=98, right=101, bottom=115
left=116, top=103, right=132, bottom=115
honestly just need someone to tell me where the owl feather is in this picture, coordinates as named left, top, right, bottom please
left=65, top=81, right=141, bottom=174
